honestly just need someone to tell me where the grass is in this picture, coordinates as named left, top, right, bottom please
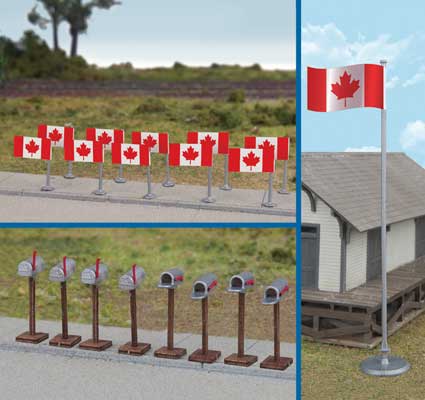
left=0, top=228, right=296, bottom=342
left=0, top=96, right=296, bottom=191
left=302, top=313, right=425, bottom=400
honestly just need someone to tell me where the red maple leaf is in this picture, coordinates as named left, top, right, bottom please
left=200, top=134, right=216, bottom=148
left=98, top=131, right=112, bottom=146
left=76, top=142, right=91, bottom=160
left=331, top=70, right=360, bottom=107
left=48, top=128, right=62, bottom=143
left=242, top=151, right=260, bottom=171
left=258, top=139, right=275, bottom=152
left=143, top=134, right=157, bottom=149
left=123, top=146, right=138, bottom=163
left=25, top=139, right=39, bottom=156
left=182, top=146, right=199, bottom=165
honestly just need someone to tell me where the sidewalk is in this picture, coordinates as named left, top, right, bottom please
left=0, top=171, right=295, bottom=222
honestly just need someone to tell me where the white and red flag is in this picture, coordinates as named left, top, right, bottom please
left=131, top=131, right=168, bottom=153
left=37, top=125, right=74, bottom=148
left=64, top=139, right=103, bottom=163
left=111, top=143, right=150, bottom=166
left=187, top=131, right=229, bottom=154
left=307, top=63, right=384, bottom=112
left=228, top=148, right=275, bottom=173
left=169, top=143, right=213, bottom=167
left=14, top=136, right=51, bottom=160
left=86, top=128, right=124, bottom=150
left=244, top=136, right=290, bottom=161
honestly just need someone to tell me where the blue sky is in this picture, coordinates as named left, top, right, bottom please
left=302, top=0, right=425, bottom=166
left=0, top=0, right=295, bottom=70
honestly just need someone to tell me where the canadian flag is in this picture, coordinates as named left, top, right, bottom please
left=38, top=125, right=74, bottom=148
left=228, top=148, right=275, bottom=173
left=111, top=143, right=150, bottom=166
left=244, top=136, right=290, bottom=160
left=307, top=64, right=384, bottom=112
left=131, top=132, right=168, bottom=153
left=86, top=128, right=124, bottom=150
left=14, top=136, right=51, bottom=160
left=64, top=139, right=104, bottom=163
left=169, top=143, right=213, bottom=167
left=187, top=131, right=229, bottom=154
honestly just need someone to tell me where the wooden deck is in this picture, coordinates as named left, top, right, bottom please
left=302, top=256, right=425, bottom=348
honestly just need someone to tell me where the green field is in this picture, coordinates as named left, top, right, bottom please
left=0, top=96, right=295, bottom=191
left=0, top=228, right=296, bottom=342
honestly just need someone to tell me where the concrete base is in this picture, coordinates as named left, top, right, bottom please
left=79, top=339, right=112, bottom=351
left=277, top=188, right=289, bottom=195
left=114, top=177, right=126, bottom=184
left=143, top=193, right=156, bottom=200
left=49, top=334, right=81, bottom=348
left=261, top=201, right=275, bottom=208
left=63, top=174, right=75, bottom=179
left=201, top=196, right=216, bottom=204
left=41, top=185, right=55, bottom=192
left=93, top=189, right=106, bottom=196
left=260, top=355, right=293, bottom=371
left=118, top=342, right=151, bottom=356
left=162, top=180, right=175, bottom=188
left=224, top=353, right=258, bottom=367
left=360, top=354, right=410, bottom=377
left=188, top=348, right=221, bottom=364
left=219, top=184, right=232, bottom=191
left=154, top=346, right=187, bottom=359
left=16, top=331, right=48, bottom=344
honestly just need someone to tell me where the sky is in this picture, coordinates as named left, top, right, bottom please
left=302, top=0, right=425, bottom=166
left=0, top=0, right=295, bottom=70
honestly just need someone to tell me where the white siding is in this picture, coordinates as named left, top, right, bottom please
left=387, top=219, right=415, bottom=271
left=302, top=191, right=341, bottom=292
left=346, top=229, right=367, bottom=290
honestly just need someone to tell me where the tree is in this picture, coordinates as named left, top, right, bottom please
left=28, top=0, right=68, bottom=51
left=65, top=0, right=121, bottom=57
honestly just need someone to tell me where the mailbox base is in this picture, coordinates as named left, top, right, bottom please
left=188, top=349, right=221, bottom=364
left=79, top=339, right=112, bottom=351
left=260, top=355, right=293, bottom=371
left=49, top=334, right=82, bottom=348
left=154, top=346, right=187, bottom=359
left=118, top=342, right=151, bottom=356
left=16, top=331, right=49, bottom=344
left=224, top=353, right=258, bottom=367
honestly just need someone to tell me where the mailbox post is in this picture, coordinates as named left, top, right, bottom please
left=118, top=265, right=151, bottom=356
left=224, top=272, right=258, bottom=367
left=79, top=259, right=112, bottom=351
left=49, top=256, right=81, bottom=347
left=188, top=273, right=221, bottom=364
left=260, top=278, right=293, bottom=371
left=154, top=268, right=186, bottom=359
left=16, top=251, right=49, bottom=344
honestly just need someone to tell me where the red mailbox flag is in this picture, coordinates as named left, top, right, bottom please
left=228, top=148, right=275, bottom=173
left=187, top=131, right=229, bottom=154
left=111, top=143, right=150, bottom=166
left=244, top=136, right=290, bottom=160
left=169, top=143, right=213, bottom=167
left=86, top=128, right=124, bottom=150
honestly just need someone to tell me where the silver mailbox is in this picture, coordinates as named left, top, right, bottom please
left=227, top=272, right=255, bottom=293
left=17, top=254, right=46, bottom=277
left=49, top=258, right=76, bottom=282
left=158, top=268, right=184, bottom=289
left=262, top=278, right=289, bottom=305
left=191, top=273, right=218, bottom=300
left=81, top=262, right=108, bottom=285
left=119, top=265, right=145, bottom=291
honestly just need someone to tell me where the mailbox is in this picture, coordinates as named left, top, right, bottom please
left=49, top=258, right=76, bottom=282
left=227, top=272, right=255, bottom=293
left=119, top=265, right=145, bottom=291
left=191, top=273, right=218, bottom=300
left=17, top=255, right=46, bottom=277
left=262, top=278, right=289, bottom=305
left=158, top=268, right=184, bottom=289
left=81, top=262, right=108, bottom=285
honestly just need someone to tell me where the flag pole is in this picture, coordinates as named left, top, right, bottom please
left=360, top=60, right=410, bottom=377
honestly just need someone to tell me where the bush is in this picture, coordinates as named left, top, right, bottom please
left=135, top=97, right=167, bottom=113
left=199, top=104, right=243, bottom=129
left=227, top=89, right=246, bottom=103
left=275, top=101, right=296, bottom=125
left=249, top=103, right=278, bottom=126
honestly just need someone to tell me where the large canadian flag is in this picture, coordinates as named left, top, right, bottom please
left=14, top=136, right=51, bottom=160
left=38, top=125, right=74, bottom=148
left=187, top=131, right=229, bottom=154
left=169, top=143, right=213, bottom=167
left=131, top=131, right=168, bottom=153
left=111, top=143, right=150, bottom=166
left=86, top=128, right=124, bottom=150
left=244, top=136, right=290, bottom=160
left=64, top=139, right=104, bottom=163
left=228, top=148, right=275, bottom=173
left=307, top=64, right=384, bottom=112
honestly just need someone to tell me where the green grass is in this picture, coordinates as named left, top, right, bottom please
left=0, top=96, right=296, bottom=190
left=302, top=314, right=425, bottom=399
left=0, top=228, right=296, bottom=341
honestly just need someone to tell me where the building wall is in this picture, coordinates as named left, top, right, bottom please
left=387, top=219, right=415, bottom=271
left=346, top=229, right=367, bottom=290
left=302, top=190, right=341, bottom=292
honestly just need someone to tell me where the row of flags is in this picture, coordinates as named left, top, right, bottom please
left=14, top=125, right=290, bottom=174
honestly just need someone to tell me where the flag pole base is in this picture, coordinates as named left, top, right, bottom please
left=41, top=185, right=55, bottom=192
left=360, top=354, right=410, bottom=377
left=64, top=173, right=75, bottom=179
left=262, top=201, right=275, bottom=208
left=201, top=196, right=216, bottom=204
left=143, top=193, right=156, bottom=200
left=114, top=177, right=126, bottom=184
left=49, top=334, right=81, bottom=348
left=278, top=188, right=290, bottom=195
left=219, top=184, right=232, bottom=191
left=154, top=346, right=187, bottom=359
left=93, top=189, right=106, bottom=196
left=260, top=355, right=293, bottom=371
left=79, top=339, right=112, bottom=351
left=118, top=342, right=151, bottom=356
left=188, top=349, right=221, bottom=364
left=162, top=179, right=175, bottom=188
left=224, top=353, right=258, bottom=367
left=16, top=331, right=49, bottom=344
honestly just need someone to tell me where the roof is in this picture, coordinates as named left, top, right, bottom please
left=302, top=152, right=425, bottom=232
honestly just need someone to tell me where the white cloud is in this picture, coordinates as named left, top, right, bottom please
left=345, top=146, right=381, bottom=152
left=403, top=65, right=425, bottom=87
left=401, top=120, right=425, bottom=150
left=387, top=76, right=400, bottom=89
